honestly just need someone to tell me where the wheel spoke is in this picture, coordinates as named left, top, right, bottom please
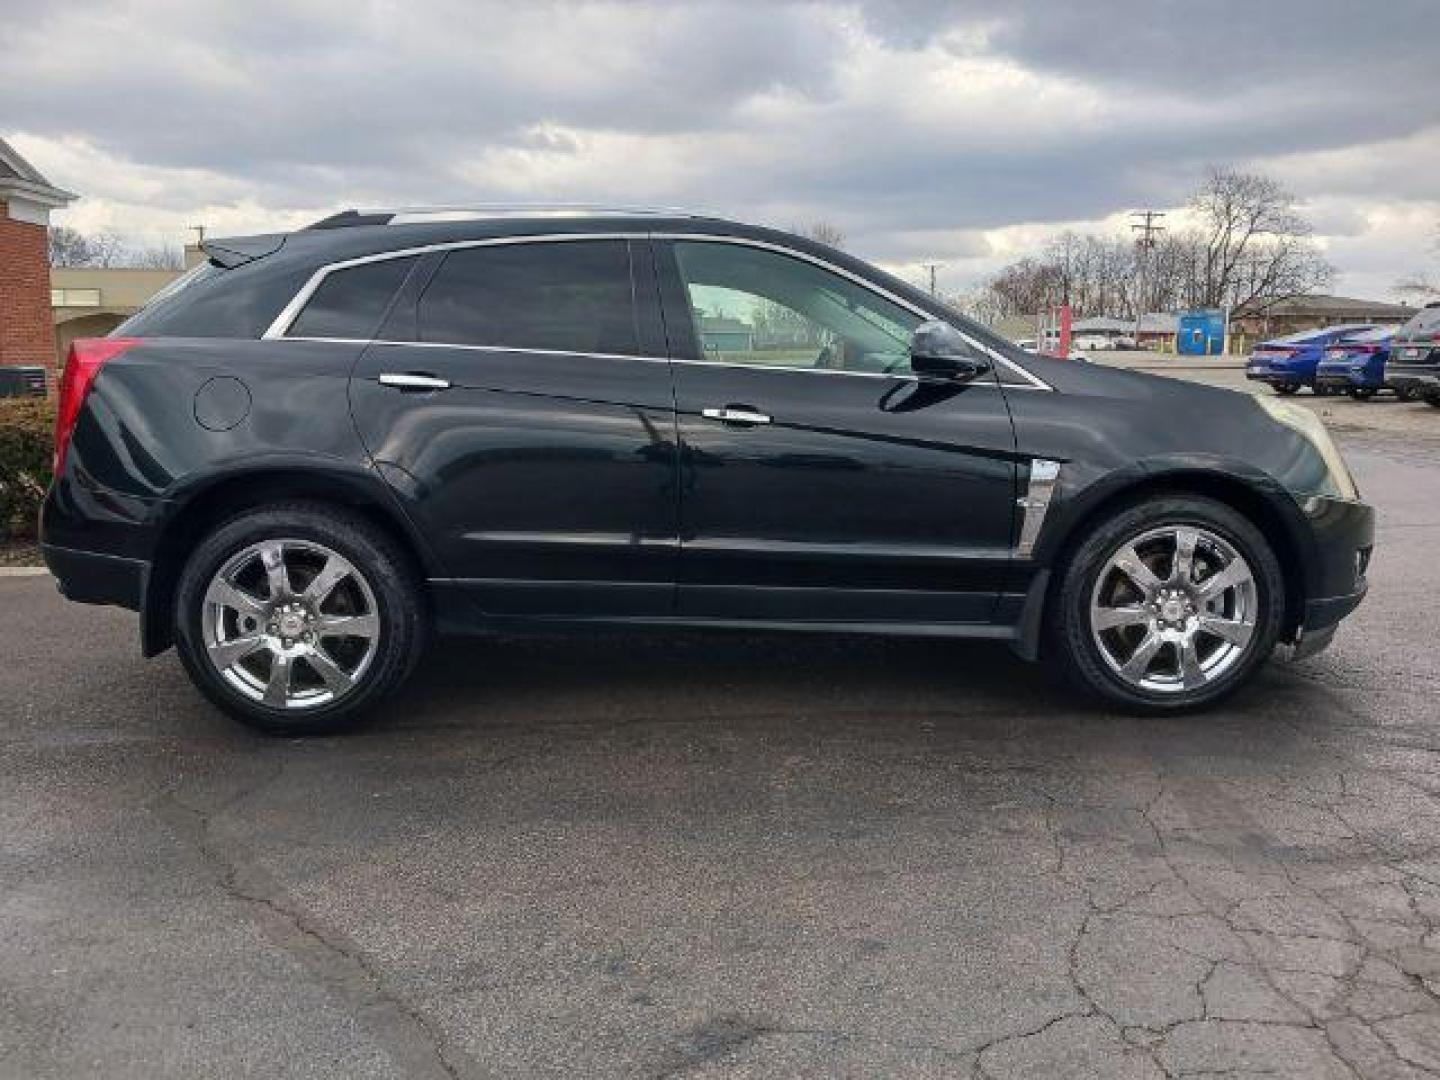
left=1113, top=546, right=1163, bottom=598
left=263, top=651, right=293, bottom=707
left=1199, top=614, right=1253, bottom=647
left=1172, top=528, right=1199, bottom=585
left=303, top=556, right=350, bottom=606
left=1178, top=637, right=1205, bottom=689
left=1197, top=559, right=1252, bottom=601
left=207, top=634, right=266, bottom=670
left=1120, top=631, right=1164, bottom=680
left=209, top=580, right=266, bottom=618
left=314, top=612, right=379, bottom=640
left=304, top=646, right=355, bottom=694
left=1093, top=605, right=1149, bottom=632
left=260, top=541, right=291, bottom=601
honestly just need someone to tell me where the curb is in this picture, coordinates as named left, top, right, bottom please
left=0, top=567, right=50, bottom=578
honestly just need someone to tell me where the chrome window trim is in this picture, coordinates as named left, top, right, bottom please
left=263, top=229, right=1053, bottom=391
left=279, top=335, right=1016, bottom=389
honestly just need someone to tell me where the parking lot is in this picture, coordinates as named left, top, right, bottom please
left=4, top=382, right=1440, bottom=1078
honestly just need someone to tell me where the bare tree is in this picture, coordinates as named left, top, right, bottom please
left=791, top=221, right=845, bottom=250
left=1392, top=221, right=1440, bottom=301
left=1187, top=167, right=1332, bottom=310
left=47, top=226, right=127, bottom=268
left=130, top=245, right=185, bottom=270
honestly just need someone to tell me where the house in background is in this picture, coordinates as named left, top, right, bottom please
left=1229, top=294, right=1417, bottom=351
left=700, top=315, right=754, bottom=353
left=0, top=137, right=75, bottom=383
left=51, top=266, right=184, bottom=365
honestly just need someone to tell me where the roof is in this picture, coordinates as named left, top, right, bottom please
left=0, top=136, right=77, bottom=206
left=1137, top=312, right=1178, bottom=334
left=1235, top=294, right=1417, bottom=319
left=1070, top=316, right=1133, bottom=334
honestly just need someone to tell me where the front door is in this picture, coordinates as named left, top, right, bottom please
left=347, top=237, right=680, bottom=618
left=656, top=238, right=1018, bottom=625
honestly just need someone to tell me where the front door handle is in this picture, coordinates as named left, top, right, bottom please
left=378, top=372, right=451, bottom=391
left=701, top=406, right=771, bottom=426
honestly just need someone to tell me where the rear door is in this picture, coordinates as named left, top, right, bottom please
left=337, top=237, right=680, bottom=618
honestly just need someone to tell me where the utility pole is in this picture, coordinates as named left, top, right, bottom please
left=189, top=224, right=207, bottom=245
left=1130, top=211, right=1165, bottom=349
left=921, top=262, right=941, bottom=298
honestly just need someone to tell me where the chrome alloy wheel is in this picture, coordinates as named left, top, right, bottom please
left=1089, top=525, right=1258, bottom=694
left=201, top=539, right=380, bottom=710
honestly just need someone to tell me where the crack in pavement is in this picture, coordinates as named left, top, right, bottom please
left=150, top=756, right=477, bottom=1080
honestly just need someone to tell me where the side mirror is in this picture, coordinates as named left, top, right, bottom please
left=909, top=321, right=991, bottom=381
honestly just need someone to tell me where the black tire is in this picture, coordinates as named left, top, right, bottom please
left=1049, top=495, right=1286, bottom=714
left=1397, top=386, right=1422, bottom=403
left=1348, top=387, right=1376, bottom=401
left=173, top=502, right=426, bottom=734
left=1427, top=393, right=1440, bottom=410
left=1312, top=384, right=1332, bottom=397
left=1273, top=384, right=1300, bottom=396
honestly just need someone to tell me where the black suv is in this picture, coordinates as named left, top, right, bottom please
left=1387, top=300, right=1440, bottom=406
left=41, top=208, right=1373, bottom=732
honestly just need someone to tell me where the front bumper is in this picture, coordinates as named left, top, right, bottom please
left=1282, top=495, right=1373, bottom=659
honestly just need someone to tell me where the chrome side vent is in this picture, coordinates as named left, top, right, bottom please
left=1015, top=459, right=1062, bottom=557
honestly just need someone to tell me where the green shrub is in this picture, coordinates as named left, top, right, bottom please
left=0, top=397, right=54, bottom=540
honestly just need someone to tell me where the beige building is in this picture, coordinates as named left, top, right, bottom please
left=51, top=263, right=190, bottom=363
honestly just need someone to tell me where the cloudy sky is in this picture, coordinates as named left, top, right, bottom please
left=4, top=0, right=1437, bottom=298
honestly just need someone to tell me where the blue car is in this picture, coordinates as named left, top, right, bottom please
left=1314, top=326, right=1396, bottom=401
left=1246, top=324, right=1377, bottom=395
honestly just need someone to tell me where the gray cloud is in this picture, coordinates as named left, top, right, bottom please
left=3, top=0, right=1436, bottom=294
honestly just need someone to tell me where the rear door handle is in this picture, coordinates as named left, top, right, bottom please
left=701, top=406, right=771, bottom=426
left=378, top=372, right=451, bottom=391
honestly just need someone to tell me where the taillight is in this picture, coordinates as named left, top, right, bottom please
left=53, top=338, right=140, bottom=475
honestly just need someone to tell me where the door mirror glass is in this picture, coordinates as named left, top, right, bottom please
left=909, top=321, right=991, bottom=381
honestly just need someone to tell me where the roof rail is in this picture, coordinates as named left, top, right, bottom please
left=306, top=204, right=710, bottom=229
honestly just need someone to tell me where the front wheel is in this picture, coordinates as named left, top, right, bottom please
left=1273, top=384, right=1300, bottom=396
left=1050, top=496, right=1285, bottom=713
left=173, top=502, right=426, bottom=734
left=1348, top=387, right=1377, bottom=401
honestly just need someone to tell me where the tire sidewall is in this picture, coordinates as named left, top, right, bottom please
left=1054, top=496, right=1286, bottom=713
left=173, top=505, right=421, bottom=734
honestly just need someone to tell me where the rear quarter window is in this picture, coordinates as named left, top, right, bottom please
left=287, top=256, right=418, bottom=339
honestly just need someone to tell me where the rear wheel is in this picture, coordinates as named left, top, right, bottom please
left=1050, top=496, right=1285, bottom=712
left=1273, top=384, right=1300, bottom=396
left=1348, top=387, right=1377, bottom=401
left=173, top=503, right=426, bottom=734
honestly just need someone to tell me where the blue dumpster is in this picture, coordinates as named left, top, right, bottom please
left=1177, top=310, right=1226, bottom=356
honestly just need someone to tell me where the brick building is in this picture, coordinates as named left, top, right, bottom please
left=0, top=138, right=76, bottom=383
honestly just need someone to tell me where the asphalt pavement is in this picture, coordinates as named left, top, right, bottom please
left=3, top=425, right=1440, bottom=1078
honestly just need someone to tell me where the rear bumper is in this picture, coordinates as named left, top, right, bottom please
left=41, top=543, right=148, bottom=612
left=1246, top=368, right=1306, bottom=386
left=1387, top=366, right=1440, bottom=394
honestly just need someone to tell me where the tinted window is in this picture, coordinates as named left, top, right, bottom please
left=418, top=241, right=638, bottom=355
left=289, top=256, right=417, bottom=339
left=672, top=241, right=922, bottom=374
